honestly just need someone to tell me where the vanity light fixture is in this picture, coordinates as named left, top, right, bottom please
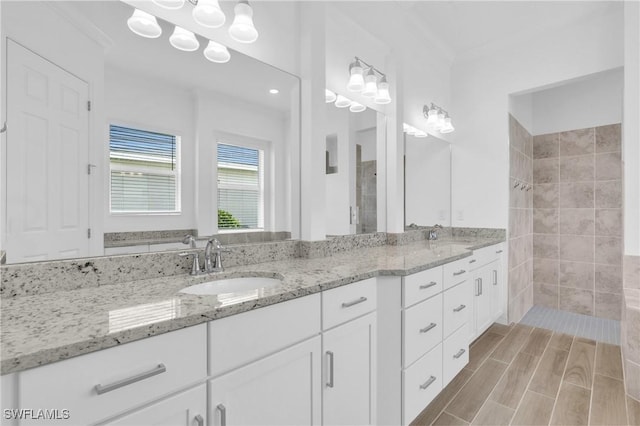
left=346, top=56, right=391, bottom=105
left=349, top=101, right=366, bottom=113
left=203, top=40, right=231, bottom=63
left=403, top=123, right=428, bottom=138
left=127, top=9, right=162, bottom=38
left=228, top=0, right=259, bottom=44
left=334, top=94, right=352, bottom=108
left=192, top=0, right=226, bottom=28
left=152, top=0, right=185, bottom=10
left=424, top=103, right=455, bottom=134
left=269, top=89, right=279, bottom=94
left=169, top=26, right=200, bottom=51
left=325, top=89, right=337, bottom=103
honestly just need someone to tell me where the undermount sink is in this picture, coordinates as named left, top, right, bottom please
left=179, top=277, right=281, bottom=296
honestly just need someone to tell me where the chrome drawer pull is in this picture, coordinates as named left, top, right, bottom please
left=453, top=349, right=466, bottom=359
left=95, top=363, right=166, bottom=395
left=419, top=375, right=437, bottom=390
left=217, top=404, right=226, bottom=426
left=341, top=296, right=367, bottom=308
left=453, top=304, right=466, bottom=312
left=195, top=414, right=204, bottom=426
left=420, top=323, right=437, bottom=333
left=420, top=281, right=437, bottom=290
left=496, top=250, right=503, bottom=254
left=493, top=270, right=498, bottom=285
left=453, top=269, right=466, bottom=276
left=469, top=259, right=477, bottom=264
left=326, top=351, right=334, bottom=388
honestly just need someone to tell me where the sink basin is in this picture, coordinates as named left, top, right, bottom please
left=180, top=277, right=281, bottom=296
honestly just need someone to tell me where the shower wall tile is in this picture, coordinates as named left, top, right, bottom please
left=509, top=260, right=533, bottom=301
left=559, top=128, right=595, bottom=156
left=533, top=133, right=559, bottom=159
left=533, top=184, right=559, bottom=208
left=595, top=209, right=623, bottom=236
left=533, top=208, right=558, bottom=234
left=559, top=182, right=594, bottom=208
left=559, top=261, right=594, bottom=290
left=559, top=235, right=594, bottom=263
left=624, top=256, right=640, bottom=290
left=595, top=236, right=623, bottom=265
left=595, top=180, right=622, bottom=208
left=533, top=158, right=559, bottom=183
left=534, top=282, right=559, bottom=309
left=595, top=264, right=623, bottom=294
left=595, top=123, right=622, bottom=153
left=533, top=234, right=558, bottom=259
left=596, top=152, right=622, bottom=181
left=534, top=258, right=559, bottom=285
left=595, top=292, right=622, bottom=320
left=559, top=208, right=594, bottom=235
left=559, top=287, right=594, bottom=316
left=559, top=155, right=594, bottom=182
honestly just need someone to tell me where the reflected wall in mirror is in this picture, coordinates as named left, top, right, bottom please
left=0, top=1, right=300, bottom=264
left=324, top=103, right=384, bottom=236
left=404, top=134, right=452, bottom=228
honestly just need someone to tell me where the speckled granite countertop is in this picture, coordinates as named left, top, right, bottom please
left=1, top=237, right=503, bottom=375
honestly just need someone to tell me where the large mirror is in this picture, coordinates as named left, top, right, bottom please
left=0, top=1, right=300, bottom=264
left=404, top=133, right=452, bottom=228
left=324, top=102, right=385, bottom=235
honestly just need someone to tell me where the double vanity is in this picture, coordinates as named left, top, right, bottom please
left=0, top=236, right=505, bottom=426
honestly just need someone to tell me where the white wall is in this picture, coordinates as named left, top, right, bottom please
left=509, top=93, right=533, bottom=134
left=530, top=68, right=623, bottom=135
left=450, top=6, right=624, bottom=228
left=325, top=104, right=352, bottom=236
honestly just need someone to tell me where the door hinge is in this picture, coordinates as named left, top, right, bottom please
left=87, top=228, right=91, bottom=239
left=87, top=100, right=91, bottom=111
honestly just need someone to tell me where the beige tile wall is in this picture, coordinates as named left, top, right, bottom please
left=531, top=123, right=623, bottom=320
left=622, top=255, right=640, bottom=401
left=508, top=115, right=533, bottom=323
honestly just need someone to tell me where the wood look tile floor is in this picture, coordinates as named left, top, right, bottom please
left=411, top=323, right=638, bottom=426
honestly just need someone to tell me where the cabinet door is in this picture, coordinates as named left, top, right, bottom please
left=323, top=312, right=377, bottom=425
left=208, top=337, right=321, bottom=426
left=474, top=264, right=494, bottom=338
left=489, top=259, right=504, bottom=321
left=102, top=385, right=206, bottom=426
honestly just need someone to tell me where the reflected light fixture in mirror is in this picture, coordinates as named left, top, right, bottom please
left=153, top=0, right=185, bottom=10
left=349, top=101, right=366, bottom=112
left=229, top=0, right=259, bottom=43
left=325, top=89, right=337, bottom=103
left=127, top=9, right=162, bottom=38
left=334, top=94, right=352, bottom=108
left=193, top=0, right=226, bottom=28
left=170, top=26, right=200, bottom=51
left=204, top=40, right=231, bottom=63
left=403, top=123, right=428, bottom=138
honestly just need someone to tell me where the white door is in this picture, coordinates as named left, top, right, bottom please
left=323, top=312, right=377, bottom=426
left=208, top=336, right=321, bottom=426
left=101, top=385, right=207, bottom=426
left=5, top=39, right=89, bottom=263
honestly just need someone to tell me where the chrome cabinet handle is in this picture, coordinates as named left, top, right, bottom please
left=420, top=323, right=437, bottom=333
left=194, top=414, right=204, bottom=426
left=496, top=250, right=503, bottom=254
left=453, top=304, right=466, bottom=312
left=217, top=404, right=226, bottom=426
left=469, top=259, right=477, bottom=264
left=453, top=269, right=466, bottom=276
left=453, top=349, right=466, bottom=359
left=420, top=281, right=437, bottom=290
left=95, top=363, right=166, bottom=395
left=326, top=351, right=334, bottom=388
left=341, top=296, right=367, bottom=308
left=419, top=375, right=437, bottom=390
left=475, top=278, right=480, bottom=296
left=480, top=278, right=483, bottom=295
left=493, top=270, right=498, bottom=285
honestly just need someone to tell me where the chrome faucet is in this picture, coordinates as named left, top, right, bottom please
left=180, top=234, right=201, bottom=275
left=204, top=238, right=230, bottom=273
left=428, top=224, right=443, bottom=241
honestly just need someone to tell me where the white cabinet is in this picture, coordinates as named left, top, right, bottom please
left=208, top=337, right=322, bottom=426
left=469, top=243, right=506, bottom=340
left=102, top=384, right=206, bottom=426
left=323, top=313, right=377, bottom=426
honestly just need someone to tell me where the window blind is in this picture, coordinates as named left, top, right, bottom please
left=109, top=125, right=179, bottom=213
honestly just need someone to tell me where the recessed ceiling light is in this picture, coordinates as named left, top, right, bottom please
left=269, top=89, right=279, bottom=94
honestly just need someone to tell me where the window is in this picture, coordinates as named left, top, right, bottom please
left=217, top=143, right=264, bottom=230
left=109, top=124, right=180, bottom=213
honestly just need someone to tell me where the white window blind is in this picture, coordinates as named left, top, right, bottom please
left=109, top=125, right=180, bottom=213
left=217, top=143, right=264, bottom=229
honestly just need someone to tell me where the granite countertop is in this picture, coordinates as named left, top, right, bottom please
left=0, top=237, right=503, bottom=375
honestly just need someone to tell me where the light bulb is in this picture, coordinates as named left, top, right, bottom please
left=193, top=0, right=226, bottom=28
left=436, top=110, right=446, bottom=130
left=425, top=105, right=439, bottom=128
left=229, top=1, right=258, bottom=43
left=374, top=76, right=391, bottom=104
left=347, top=59, right=364, bottom=92
left=204, top=40, right=230, bottom=63
left=349, top=102, right=366, bottom=113
left=127, top=9, right=162, bottom=39
left=325, top=89, right=337, bottom=103
left=152, top=0, right=184, bottom=9
left=440, top=116, right=455, bottom=133
left=334, top=95, right=351, bottom=108
left=362, top=68, right=377, bottom=98
left=170, top=26, right=200, bottom=51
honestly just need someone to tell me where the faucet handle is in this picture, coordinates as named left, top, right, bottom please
left=182, top=234, right=197, bottom=249
left=179, top=251, right=201, bottom=275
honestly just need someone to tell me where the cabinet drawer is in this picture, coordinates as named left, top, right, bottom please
left=443, top=280, right=471, bottom=338
left=322, top=278, right=377, bottom=330
left=443, top=258, right=470, bottom=289
left=469, top=243, right=504, bottom=270
left=443, top=324, right=469, bottom=385
left=402, top=266, right=443, bottom=308
left=209, top=293, right=320, bottom=376
left=19, top=325, right=207, bottom=426
left=403, top=343, right=443, bottom=425
left=403, top=294, right=443, bottom=368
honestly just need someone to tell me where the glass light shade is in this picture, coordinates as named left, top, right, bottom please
left=414, top=129, right=428, bottom=138
left=334, top=95, right=351, bottom=108
left=193, top=0, right=226, bottom=28
left=440, top=117, right=455, bottom=133
left=127, top=9, right=162, bottom=39
left=347, top=59, right=364, bottom=92
left=170, top=26, right=200, bottom=51
left=152, top=0, right=184, bottom=9
left=349, top=102, right=366, bottom=113
left=374, top=77, right=391, bottom=104
left=406, top=126, right=417, bottom=136
left=425, top=107, right=439, bottom=128
left=402, top=123, right=410, bottom=133
left=325, top=89, right=337, bottom=103
left=361, top=69, right=377, bottom=98
left=228, top=1, right=258, bottom=43
left=436, top=111, right=446, bottom=130
left=203, top=40, right=230, bottom=63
